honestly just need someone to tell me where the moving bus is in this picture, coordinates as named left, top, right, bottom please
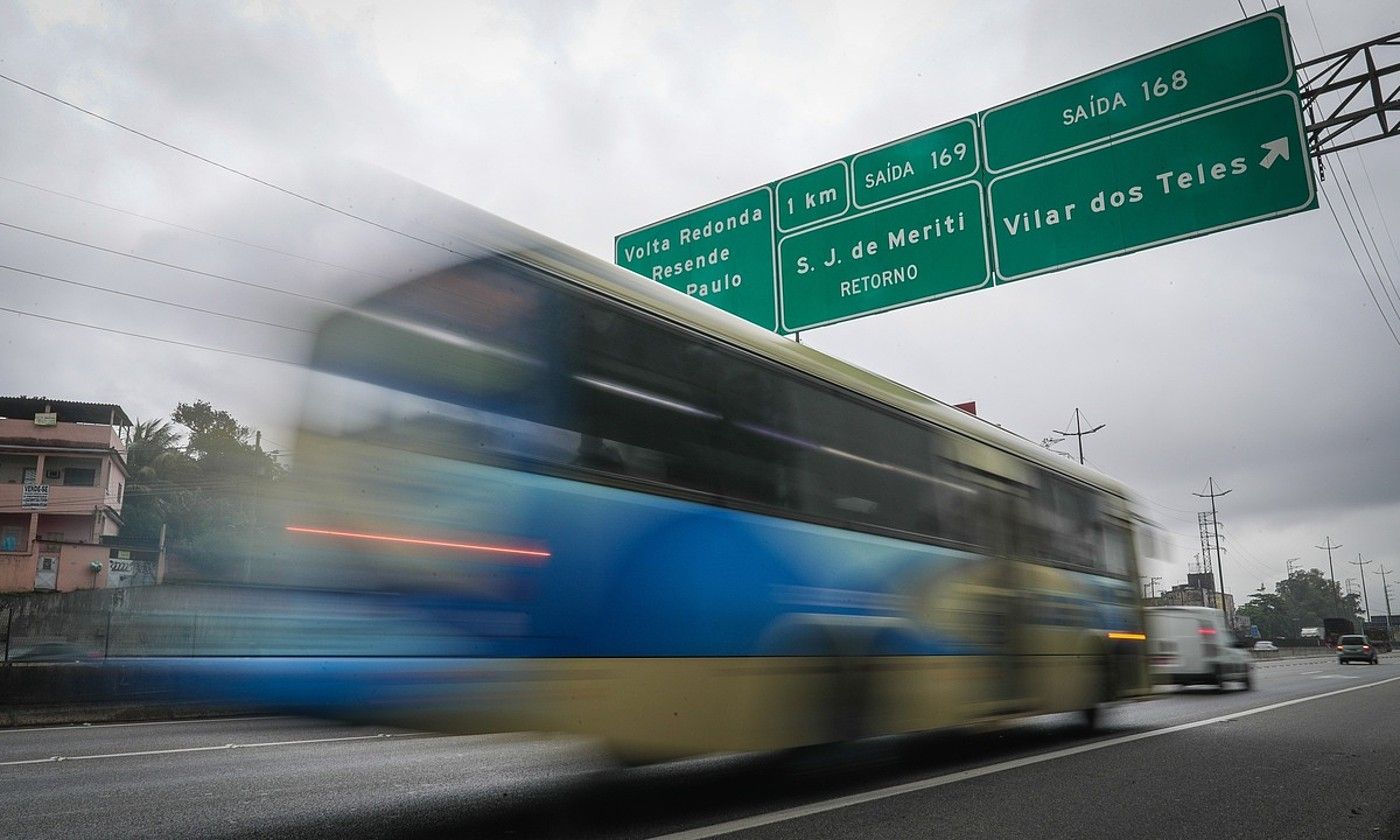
left=224, top=206, right=1151, bottom=762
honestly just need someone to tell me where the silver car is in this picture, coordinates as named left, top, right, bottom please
left=1337, top=635, right=1379, bottom=665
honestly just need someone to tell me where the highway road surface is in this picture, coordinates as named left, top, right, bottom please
left=2, top=657, right=1398, bottom=839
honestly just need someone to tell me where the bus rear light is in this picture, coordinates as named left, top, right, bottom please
left=1198, top=627, right=1216, bottom=636
left=285, top=525, right=551, bottom=564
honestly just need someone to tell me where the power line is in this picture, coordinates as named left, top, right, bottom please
left=1294, top=5, right=1400, bottom=349
left=1354, top=153, right=1400, bottom=275
left=1328, top=156, right=1400, bottom=323
left=0, top=70, right=467, bottom=263
left=0, top=173, right=391, bottom=282
left=1318, top=180, right=1400, bottom=350
left=0, top=303, right=296, bottom=365
left=0, top=218, right=345, bottom=308
left=1219, top=533, right=1282, bottom=584
left=0, top=263, right=311, bottom=334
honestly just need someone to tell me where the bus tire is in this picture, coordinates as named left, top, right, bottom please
left=826, top=654, right=870, bottom=743
left=1080, top=657, right=1112, bottom=731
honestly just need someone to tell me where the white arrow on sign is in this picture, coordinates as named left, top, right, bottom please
left=1259, top=137, right=1290, bottom=169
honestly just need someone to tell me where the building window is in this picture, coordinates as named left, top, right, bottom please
left=63, top=467, right=97, bottom=487
left=1, top=526, right=25, bottom=552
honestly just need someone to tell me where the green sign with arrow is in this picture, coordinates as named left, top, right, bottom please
left=615, top=10, right=1315, bottom=333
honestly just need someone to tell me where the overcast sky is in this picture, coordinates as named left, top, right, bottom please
left=1, top=0, right=1396, bottom=601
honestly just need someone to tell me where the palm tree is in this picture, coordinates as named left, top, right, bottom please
left=121, top=419, right=189, bottom=540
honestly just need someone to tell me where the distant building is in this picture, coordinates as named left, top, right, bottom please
left=1144, top=571, right=1240, bottom=628
left=0, top=396, right=158, bottom=593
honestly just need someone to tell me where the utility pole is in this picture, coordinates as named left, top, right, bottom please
left=1141, top=576, right=1161, bottom=599
left=1053, top=408, right=1105, bottom=466
left=1374, top=567, right=1394, bottom=643
left=1193, top=478, right=1232, bottom=630
left=1316, top=536, right=1343, bottom=612
left=1350, top=554, right=1373, bottom=626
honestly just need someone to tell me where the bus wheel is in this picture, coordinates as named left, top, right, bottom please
left=826, top=655, right=870, bottom=743
left=1079, top=704, right=1100, bottom=731
left=1079, top=659, right=1113, bottom=731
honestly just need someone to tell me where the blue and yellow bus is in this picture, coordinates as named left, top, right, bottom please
left=224, top=210, right=1152, bottom=762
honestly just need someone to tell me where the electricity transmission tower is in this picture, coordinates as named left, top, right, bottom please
left=1193, top=478, right=1232, bottom=629
left=1350, top=554, right=1374, bottom=624
left=1374, top=567, right=1395, bottom=643
left=1316, top=537, right=1343, bottom=611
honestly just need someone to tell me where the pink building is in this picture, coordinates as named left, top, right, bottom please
left=0, top=397, right=133, bottom=593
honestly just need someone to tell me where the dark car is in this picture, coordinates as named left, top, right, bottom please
left=1337, top=635, right=1379, bottom=665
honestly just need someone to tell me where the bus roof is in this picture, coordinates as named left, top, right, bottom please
left=321, top=172, right=1136, bottom=504
left=521, top=240, right=1133, bottom=504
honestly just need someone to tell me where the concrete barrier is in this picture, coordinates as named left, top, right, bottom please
left=0, top=661, right=253, bottom=727
left=1249, top=647, right=1334, bottom=662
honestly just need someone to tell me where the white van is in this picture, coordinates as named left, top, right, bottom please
left=1145, top=606, right=1252, bottom=690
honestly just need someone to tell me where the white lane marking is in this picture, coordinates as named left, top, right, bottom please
left=1312, top=675, right=1360, bottom=680
left=650, top=674, right=1400, bottom=840
left=0, top=732, right=438, bottom=766
left=0, top=715, right=284, bottom=735
left=1301, top=670, right=1321, bottom=675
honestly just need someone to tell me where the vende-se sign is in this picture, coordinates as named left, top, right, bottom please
left=21, top=483, right=49, bottom=510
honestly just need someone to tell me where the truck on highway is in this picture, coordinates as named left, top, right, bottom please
left=1323, top=617, right=1356, bottom=649
left=1362, top=623, right=1393, bottom=653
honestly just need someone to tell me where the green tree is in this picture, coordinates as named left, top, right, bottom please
left=169, top=401, right=285, bottom=573
left=120, top=418, right=192, bottom=540
left=1239, top=568, right=1363, bottom=638
left=118, top=403, right=285, bottom=578
left=1238, top=592, right=1290, bottom=639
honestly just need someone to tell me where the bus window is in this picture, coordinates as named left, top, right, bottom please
left=1026, top=472, right=1101, bottom=569
left=1102, top=521, right=1133, bottom=577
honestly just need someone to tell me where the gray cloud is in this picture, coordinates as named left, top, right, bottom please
left=1, top=0, right=1396, bottom=591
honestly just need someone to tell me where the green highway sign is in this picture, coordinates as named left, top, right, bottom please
left=615, top=187, right=777, bottom=331
left=851, top=119, right=978, bottom=208
left=615, top=114, right=983, bottom=332
left=990, top=91, right=1314, bottom=281
left=616, top=10, right=1314, bottom=334
left=982, top=13, right=1294, bottom=173
left=777, top=162, right=849, bottom=231
left=779, top=183, right=989, bottom=332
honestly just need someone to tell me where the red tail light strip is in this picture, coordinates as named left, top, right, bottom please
left=285, top=525, right=550, bottom=563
